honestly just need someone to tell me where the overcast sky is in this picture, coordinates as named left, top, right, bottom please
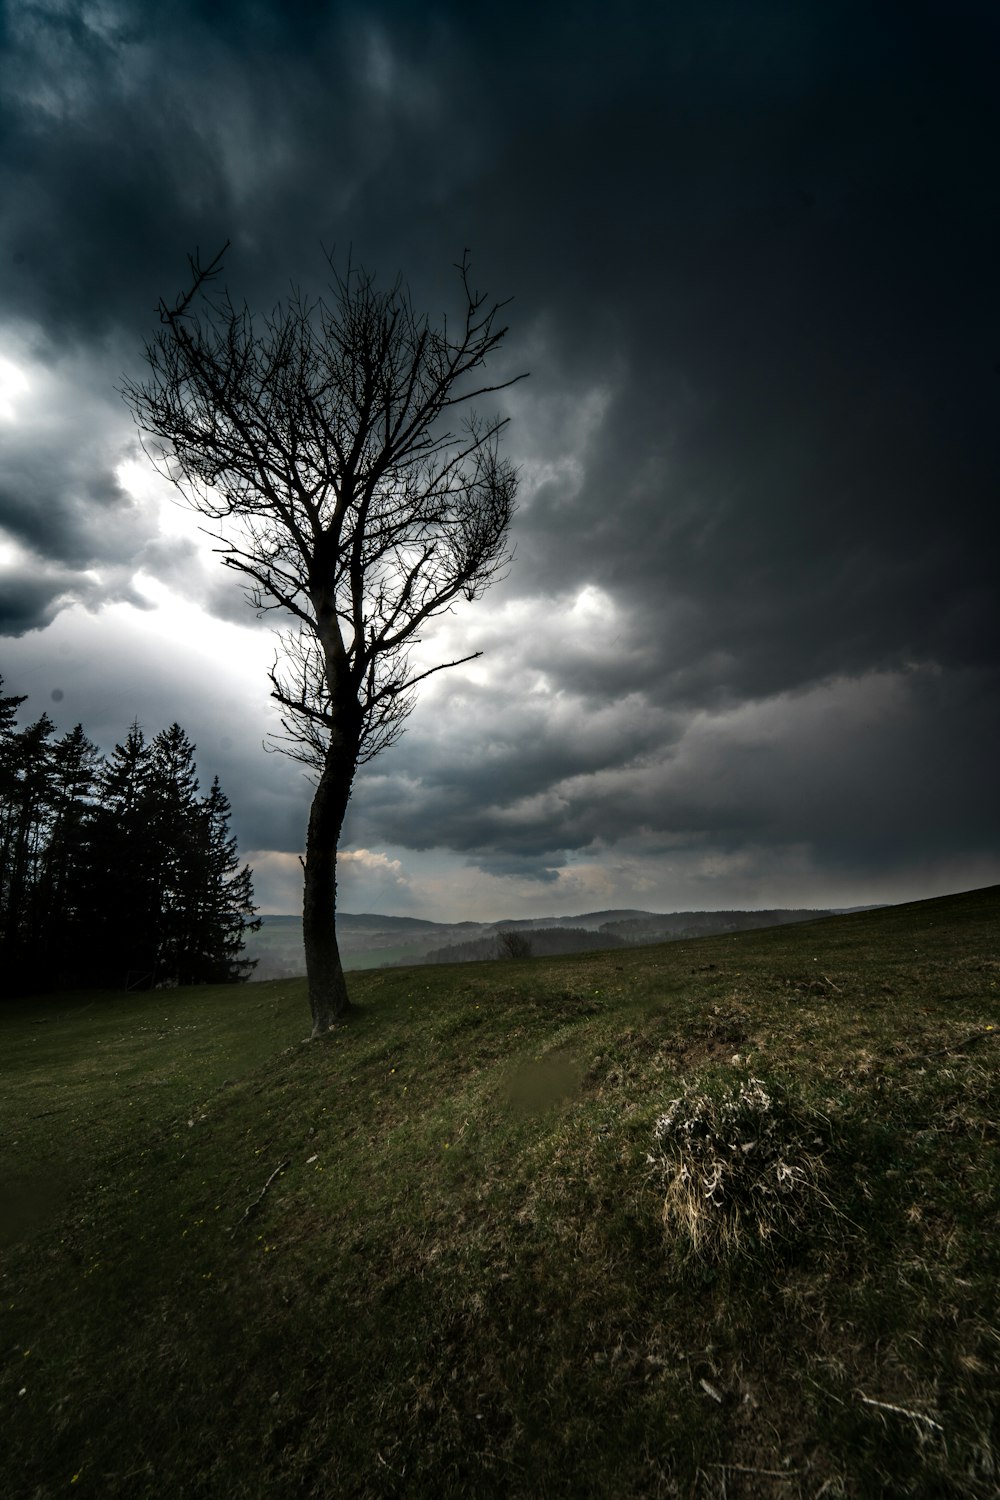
left=1, top=0, right=997, bottom=919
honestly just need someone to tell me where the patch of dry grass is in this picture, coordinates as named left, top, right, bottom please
left=648, top=1074, right=832, bottom=1256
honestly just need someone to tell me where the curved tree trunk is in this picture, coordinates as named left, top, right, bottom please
left=303, top=738, right=356, bottom=1036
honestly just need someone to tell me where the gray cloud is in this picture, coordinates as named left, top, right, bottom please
left=0, top=0, right=996, bottom=913
left=0, top=567, right=80, bottom=636
left=345, top=663, right=1000, bottom=887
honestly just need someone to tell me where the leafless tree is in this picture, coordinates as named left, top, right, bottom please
left=495, top=927, right=533, bottom=961
left=122, top=245, right=523, bottom=1035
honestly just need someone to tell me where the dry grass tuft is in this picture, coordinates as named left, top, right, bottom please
left=648, top=1074, right=830, bottom=1255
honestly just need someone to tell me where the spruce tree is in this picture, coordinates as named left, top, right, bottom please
left=188, top=777, right=260, bottom=984
left=147, top=724, right=202, bottom=985
left=0, top=676, right=29, bottom=947
left=1, top=714, right=56, bottom=983
left=35, top=725, right=102, bottom=978
left=84, top=724, right=160, bottom=987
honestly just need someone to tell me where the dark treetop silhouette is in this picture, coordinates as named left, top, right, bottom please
left=123, top=247, right=522, bottom=1034
left=0, top=681, right=259, bottom=994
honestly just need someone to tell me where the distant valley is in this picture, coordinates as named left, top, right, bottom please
left=242, top=905, right=863, bottom=980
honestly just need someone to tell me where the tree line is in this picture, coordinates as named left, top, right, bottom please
left=0, top=676, right=259, bottom=996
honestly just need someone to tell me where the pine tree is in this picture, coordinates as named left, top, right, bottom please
left=146, top=724, right=202, bottom=985
left=83, top=724, right=160, bottom=987
left=82, top=723, right=260, bottom=988
left=187, top=778, right=261, bottom=984
left=1, top=714, right=56, bottom=981
left=0, top=676, right=27, bottom=743
left=0, top=676, right=29, bottom=946
left=34, top=725, right=102, bottom=977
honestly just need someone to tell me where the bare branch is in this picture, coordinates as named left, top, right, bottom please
left=367, top=650, right=483, bottom=708
left=160, top=242, right=230, bottom=324
left=122, top=244, right=524, bottom=1034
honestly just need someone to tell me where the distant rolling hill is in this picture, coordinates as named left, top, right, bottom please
left=243, top=905, right=845, bottom=979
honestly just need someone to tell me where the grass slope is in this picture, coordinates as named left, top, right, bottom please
left=1, top=887, right=998, bottom=1498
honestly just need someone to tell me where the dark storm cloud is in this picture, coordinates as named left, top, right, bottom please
left=6, top=4, right=996, bottom=607
left=0, top=0, right=490, bottom=337
left=0, top=0, right=511, bottom=625
left=346, top=662, right=1000, bottom=882
left=1, top=0, right=996, bottom=899
left=490, top=28, right=1000, bottom=705
left=349, top=665, right=679, bottom=861
left=0, top=349, right=206, bottom=631
left=0, top=420, right=139, bottom=566
left=0, top=568, right=79, bottom=635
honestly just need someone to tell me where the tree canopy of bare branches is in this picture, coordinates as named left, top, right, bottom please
left=123, top=246, right=523, bottom=1034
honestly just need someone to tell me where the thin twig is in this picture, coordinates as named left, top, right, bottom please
left=920, top=1029, right=996, bottom=1061
left=820, top=974, right=842, bottom=992
left=229, top=1159, right=291, bottom=1234
left=804, top=1373, right=846, bottom=1406
left=711, top=1465, right=800, bottom=1479
left=857, top=1393, right=943, bottom=1432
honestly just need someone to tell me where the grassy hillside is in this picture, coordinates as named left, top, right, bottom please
left=1, top=887, right=998, bottom=1498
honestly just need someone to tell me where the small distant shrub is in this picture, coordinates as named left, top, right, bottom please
left=647, top=1075, right=829, bottom=1256
left=496, top=929, right=534, bottom=960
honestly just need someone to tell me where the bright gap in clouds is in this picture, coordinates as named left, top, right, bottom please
left=0, top=354, right=30, bottom=421
left=118, top=455, right=268, bottom=656
left=0, top=531, right=28, bottom=568
left=127, top=572, right=274, bottom=689
left=410, top=581, right=626, bottom=699
left=116, top=455, right=220, bottom=546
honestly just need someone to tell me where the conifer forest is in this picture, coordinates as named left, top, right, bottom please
left=0, top=676, right=259, bottom=996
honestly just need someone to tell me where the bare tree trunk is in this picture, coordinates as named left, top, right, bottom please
left=303, top=739, right=356, bottom=1036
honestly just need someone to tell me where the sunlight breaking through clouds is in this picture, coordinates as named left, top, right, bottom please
left=0, top=354, right=30, bottom=421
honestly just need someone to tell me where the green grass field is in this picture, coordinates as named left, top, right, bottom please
left=2, top=887, right=998, bottom=1497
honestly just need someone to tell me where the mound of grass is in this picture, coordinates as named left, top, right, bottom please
left=648, top=1073, right=832, bottom=1257
left=1, top=886, right=998, bottom=1497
